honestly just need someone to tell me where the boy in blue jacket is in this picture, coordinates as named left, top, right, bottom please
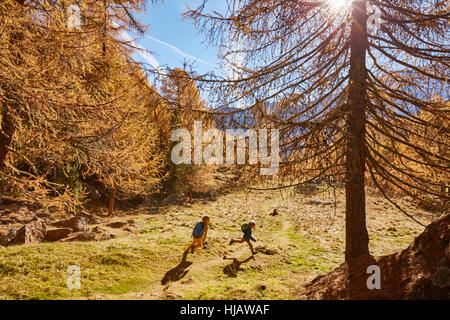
left=229, top=220, right=258, bottom=255
left=185, top=215, right=210, bottom=254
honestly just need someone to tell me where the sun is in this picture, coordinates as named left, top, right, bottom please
left=327, top=0, right=350, bottom=11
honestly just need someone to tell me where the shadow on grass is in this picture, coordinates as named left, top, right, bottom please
left=161, top=251, right=192, bottom=285
left=223, top=255, right=255, bottom=277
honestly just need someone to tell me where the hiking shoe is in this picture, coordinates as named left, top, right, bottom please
left=190, top=247, right=195, bottom=254
left=252, top=251, right=258, bottom=255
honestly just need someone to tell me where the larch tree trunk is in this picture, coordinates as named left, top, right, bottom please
left=345, top=0, right=370, bottom=261
left=108, top=188, right=116, bottom=216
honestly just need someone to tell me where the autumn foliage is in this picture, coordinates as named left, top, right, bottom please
left=0, top=0, right=210, bottom=213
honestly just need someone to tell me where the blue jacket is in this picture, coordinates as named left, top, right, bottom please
left=192, top=222, right=206, bottom=238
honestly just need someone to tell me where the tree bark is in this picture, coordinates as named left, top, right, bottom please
left=345, top=0, right=370, bottom=261
left=108, top=188, right=115, bottom=216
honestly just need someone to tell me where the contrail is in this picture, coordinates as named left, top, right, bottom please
left=120, top=31, right=162, bottom=71
left=145, top=34, right=215, bottom=67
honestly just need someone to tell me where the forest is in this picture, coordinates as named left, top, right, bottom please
left=0, top=0, right=448, bottom=301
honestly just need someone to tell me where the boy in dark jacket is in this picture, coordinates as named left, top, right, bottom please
left=229, top=220, right=258, bottom=255
left=185, top=215, right=210, bottom=254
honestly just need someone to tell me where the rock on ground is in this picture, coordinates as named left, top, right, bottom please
left=307, top=200, right=335, bottom=205
left=77, top=211, right=100, bottom=224
left=300, top=214, right=450, bottom=300
left=0, top=205, right=36, bottom=225
left=53, top=216, right=88, bottom=232
left=9, top=218, right=47, bottom=245
left=0, top=230, right=16, bottom=246
left=60, top=231, right=96, bottom=242
left=161, top=193, right=186, bottom=206
left=44, top=228, right=73, bottom=242
left=141, top=196, right=159, bottom=208
left=106, top=221, right=128, bottom=228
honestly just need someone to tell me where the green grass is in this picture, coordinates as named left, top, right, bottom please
left=0, top=234, right=181, bottom=299
left=0, top=189, right=425, bottom=300
left=0, top=220, right=331, bottom=300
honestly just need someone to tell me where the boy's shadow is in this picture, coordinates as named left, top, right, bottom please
left=161, top=251, right=192, bottom=285
left=223, top=255, right=255, bottom=277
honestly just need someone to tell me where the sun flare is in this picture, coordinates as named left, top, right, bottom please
left=327, top=0, right=350, bottom=11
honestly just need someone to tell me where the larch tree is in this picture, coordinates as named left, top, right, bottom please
left=185, top=0, right=449, bottom=261
left=159, top=68, right=214, bottom=196
left=0, top=0, right=163, bottom=212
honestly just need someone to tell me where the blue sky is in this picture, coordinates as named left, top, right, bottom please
left=129, top=1, right=227, bottom=76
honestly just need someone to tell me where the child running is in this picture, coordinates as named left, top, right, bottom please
left=185, top=215, right=210, bottom=254
left=229, top=220, right=258, bottom=255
